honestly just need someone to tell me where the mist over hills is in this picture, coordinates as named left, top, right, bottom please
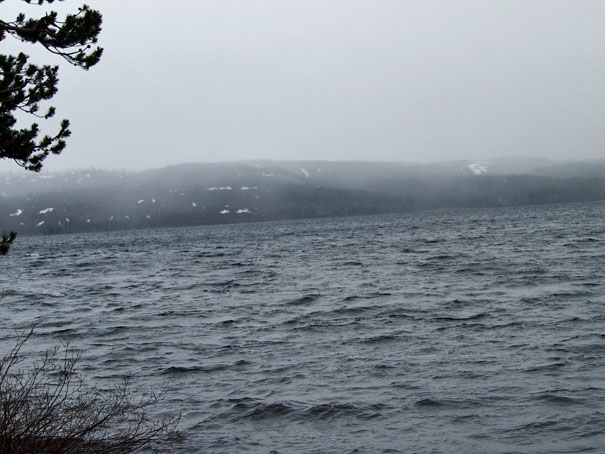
left=2, top=157, right=605, bottom=236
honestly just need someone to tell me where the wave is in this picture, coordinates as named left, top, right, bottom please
left=285, top=294, right=321, bottom=305
left=301, top=402, right=386, bottom=420
left=214, top=399, right=388, bottom=423
left=532, top=393, right=584, bottom=405
left=359, top=334, right=399, bottom=344
left=342, top=292, right=392, bottom=302
left=414, top=398, right=482, bottom=409
left=161, top=360, right=250, bottom=375
left=433, top=312, right=491, bottom=322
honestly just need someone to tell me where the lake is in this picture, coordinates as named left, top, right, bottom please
left=2, top=201, right=605, bottom=453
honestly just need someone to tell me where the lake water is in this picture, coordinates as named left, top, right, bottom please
left=2, top=201, right=605, bottom=453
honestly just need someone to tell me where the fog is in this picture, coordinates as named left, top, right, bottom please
left=2, top=0, right=605, bottom=172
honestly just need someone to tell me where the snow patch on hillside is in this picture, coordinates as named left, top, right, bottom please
left=468, top=161, right=488, bottom=175
left=209, top=186, right=232, bottom=191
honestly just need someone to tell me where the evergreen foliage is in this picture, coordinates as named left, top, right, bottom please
left=0, top=0, right=102, bottom=172
left=0, top=0, right=102, bottom=254
left=0, top=232, right=16, bottom=255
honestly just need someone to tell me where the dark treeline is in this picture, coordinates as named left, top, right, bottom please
left=2, top=159, right=605, bottom=235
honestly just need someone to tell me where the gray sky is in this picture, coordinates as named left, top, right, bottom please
left=2, top=0, right=605, bottom=171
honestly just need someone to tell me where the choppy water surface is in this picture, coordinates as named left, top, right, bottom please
left=2, top=202, right=605, bottom=453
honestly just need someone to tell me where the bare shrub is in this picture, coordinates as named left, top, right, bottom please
left=0, top=330, right=182, bottom=453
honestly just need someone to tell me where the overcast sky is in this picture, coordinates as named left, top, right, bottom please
left=2, top=0, right=605, bottom=171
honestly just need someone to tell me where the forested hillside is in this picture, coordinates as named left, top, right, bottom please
left=2, top=159, right=605, bottom=235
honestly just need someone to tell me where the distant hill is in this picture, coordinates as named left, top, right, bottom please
left=2, top=158, right=605, bottom=236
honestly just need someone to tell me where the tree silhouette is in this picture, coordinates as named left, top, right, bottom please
left=0, top=0, right=102, bottom=254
